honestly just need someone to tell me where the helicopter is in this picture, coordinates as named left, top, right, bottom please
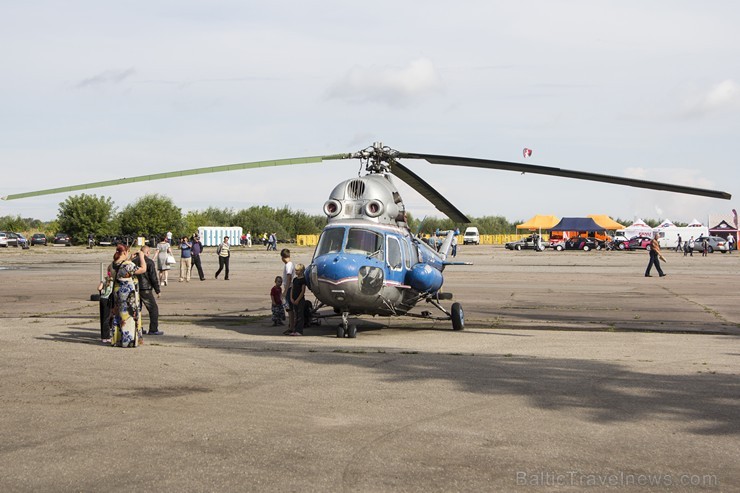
left=2, top=142, right=731, bottom=338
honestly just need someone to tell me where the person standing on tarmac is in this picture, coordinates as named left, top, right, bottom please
left=190, top=233, right=206, bottom=281
left=137, top=244, right=163, bottom=336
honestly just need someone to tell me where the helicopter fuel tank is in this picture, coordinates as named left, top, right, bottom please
left=323, top=174, right=407, bottom=227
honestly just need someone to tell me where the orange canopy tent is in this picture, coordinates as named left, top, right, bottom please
left=587, top=214, right=624, bottom=230
left=516, top=215, right=560, bottom=230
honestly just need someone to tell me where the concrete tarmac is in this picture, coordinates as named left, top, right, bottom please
left=0, top=245, right=738, bottom=491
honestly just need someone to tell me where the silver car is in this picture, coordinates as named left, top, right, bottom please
left=693, top=236, right=729, bottom=253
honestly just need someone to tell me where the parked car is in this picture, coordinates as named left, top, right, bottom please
left=31, top=233, right=48, bottom=246
left=463, top=226, right=480, bottom=245
left=14, top=233, right=28, bottom=248
left=505, top=234, right=547, bottom=251
left=694, top=236, right=729, bottom=254
left=609, top=234, right=630, bottom=250
left=0, top=232, right=21, bottom=247
left=628, top=236, right=653, bottom=250
left=551, top=237, right=598, bottom=251
left=53, top=232, right=72, bottom=246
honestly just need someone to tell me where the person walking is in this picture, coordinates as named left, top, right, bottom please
left=701, top=237, right=709, bottom=257
left=179, top=236, right=192, bottom=282
left=246, top=230, right=252, bottom=248
left=153, top=236, right=173, bottom=286
left=215, top=236, right=231, bottom=280
left=728, top=233, right=735, bottom=254
left=645, top=237, right=666, bottom=278
left=190, top=233, right=206, bottom=281
left=137, top=245, right=163, bottom=336
left=687, top=236, right=695, bottom=257
left=675, top=234, right=682, bottom=252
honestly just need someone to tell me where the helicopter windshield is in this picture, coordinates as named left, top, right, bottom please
left=315, top=227, right=345, bottom=257
left=346, top=228, right=384, bottom=258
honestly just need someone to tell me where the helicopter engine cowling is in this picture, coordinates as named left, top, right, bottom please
left=405, top=263, right=444, bottom=294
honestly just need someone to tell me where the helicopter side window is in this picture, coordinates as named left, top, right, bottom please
left=346, top=228, right=384, bottom=258
left=402, top=239, right=412, bottom=268
left=314, top=227, right=345, bottom=258
left=386, top=236, right=403, bottom=270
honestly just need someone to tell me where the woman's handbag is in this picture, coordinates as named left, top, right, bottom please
left=166, top=253, right=176, bottom=265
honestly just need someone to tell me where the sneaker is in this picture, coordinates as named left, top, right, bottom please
left=101, top=339, right=111, bottom=344
left=148, top=331, right=164, bottom=336
left=283, top=329, right=293, bottom=335
left=290, top=332, right=302, bottom=336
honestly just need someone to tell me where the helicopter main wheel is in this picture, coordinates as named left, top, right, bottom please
left=515, top=244, right=522, bottom=251
left=451, top=302, right=464, bottom=331
left=337, top=325, right=345, bottom=338
left=347, top=324, right=357, bottom=338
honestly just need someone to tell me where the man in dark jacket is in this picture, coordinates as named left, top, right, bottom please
left=137, top=244, right=163, bottom=335
left=190, top=233, right=206, bottom=281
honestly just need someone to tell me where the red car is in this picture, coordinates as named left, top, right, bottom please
left=627, top=236, right=653, bottom=250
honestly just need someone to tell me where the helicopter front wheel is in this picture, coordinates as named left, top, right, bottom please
left=451, top=302, right=464, bottom=331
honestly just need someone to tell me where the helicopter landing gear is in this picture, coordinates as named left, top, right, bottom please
left=451, top=302, right=464, bottom=331
left=337, top=312, right=357, bottom=338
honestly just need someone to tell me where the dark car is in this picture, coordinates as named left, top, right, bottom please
left=505, top=234, right=547, bottom=251
left=628, top=236, right=653, bottom=250
left=551, top=236, right=598, bottom=251
left=31, top=233, right=48, bottom=246
left=54, top=232, right=72, bottom=246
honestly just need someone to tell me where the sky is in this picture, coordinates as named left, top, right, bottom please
left=2, top=1, right=739, bottom=226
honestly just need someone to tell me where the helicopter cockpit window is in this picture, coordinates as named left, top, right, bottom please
left=387, top=236, right=403, bottom=270
left=346, top=228, right=384, bottom=258
left=315, top=227, right=345, bottom=258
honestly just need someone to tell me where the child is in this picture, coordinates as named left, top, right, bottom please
left=270, top=276, right=286, bottom=326
left=289, top=264, right=307, bottom=336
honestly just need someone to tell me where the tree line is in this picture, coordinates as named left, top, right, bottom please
left=0, top=193, right=677, bottom=244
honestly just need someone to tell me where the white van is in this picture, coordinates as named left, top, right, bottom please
left=463, top=226, right=480, bottom=245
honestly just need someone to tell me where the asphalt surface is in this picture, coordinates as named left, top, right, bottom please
left=0, top=245, right=738, bottom=492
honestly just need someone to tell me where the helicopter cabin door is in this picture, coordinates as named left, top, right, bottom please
left=385, top=235, right=405, bottom=286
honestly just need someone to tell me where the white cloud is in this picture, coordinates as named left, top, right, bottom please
left=327, top=58, right=442, bottom=106
left=682, top=79, right=740, bottom=117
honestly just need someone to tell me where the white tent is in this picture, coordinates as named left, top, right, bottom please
left=656, top=219, right=675, bottom=229
left=687, top=218, right=705, bottom=227
left=622, top=219, right=654, bottom=238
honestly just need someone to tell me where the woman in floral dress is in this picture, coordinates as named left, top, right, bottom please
left=109, top=244, right=147, bottom=347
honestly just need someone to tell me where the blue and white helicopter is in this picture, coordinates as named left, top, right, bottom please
left=3, top=142, right=731, bottom=337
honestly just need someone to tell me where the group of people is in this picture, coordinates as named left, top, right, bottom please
left=98, top=232, right=239, bottom=347
left=152, top=234, right=232, bottom=283
left=269, top=248, right=307, bottom=336
left=98, top=243, right=163, bottom=347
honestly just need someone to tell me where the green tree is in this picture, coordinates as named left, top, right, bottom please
left=56, top=194, right=117, bottom=243
left=118, top=194, right=182, bottom=239
left=0, top=215, right=29, bottom=232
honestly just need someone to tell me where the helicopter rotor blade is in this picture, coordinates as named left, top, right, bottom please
left=390, top=159, right=470, bottom=223
left=1, top=153, right=352, bottom=201
left=398, top=152, right=732, bottom=200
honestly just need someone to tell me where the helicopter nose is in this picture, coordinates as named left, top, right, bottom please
left=358, top=265, right=384, bottom=295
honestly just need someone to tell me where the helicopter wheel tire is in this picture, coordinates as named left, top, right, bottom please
left=337, top=325, right=345, bottom=338
left=347, top=324, right=357, bottom=338
left=451, top=302, right=464, bottom=331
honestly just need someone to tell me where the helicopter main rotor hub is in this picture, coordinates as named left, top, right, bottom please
left=352, top=142, right=400, bottom=175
